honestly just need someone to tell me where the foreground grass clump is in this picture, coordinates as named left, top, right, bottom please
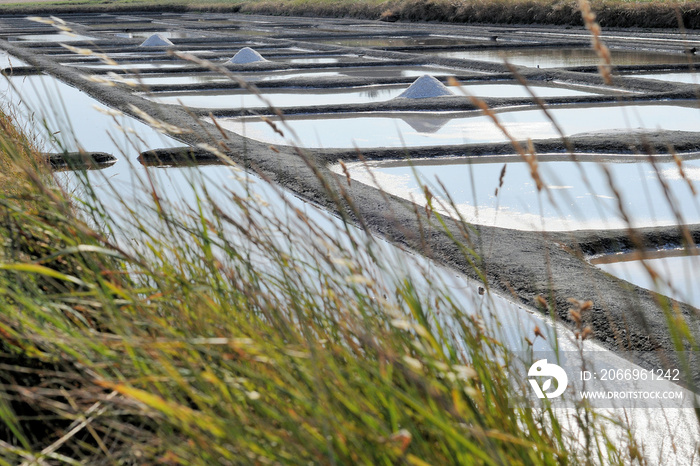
left=0, top=106, right=44, bottom=198
left=0, top=102, right=638, bottom=464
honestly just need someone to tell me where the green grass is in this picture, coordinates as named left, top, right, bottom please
left=0, top=106, right=44, bottom=198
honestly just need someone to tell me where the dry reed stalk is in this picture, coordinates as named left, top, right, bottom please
left=579, top=0, right=613, bottom=85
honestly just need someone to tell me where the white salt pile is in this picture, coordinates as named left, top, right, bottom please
left=140, top=33, right=173, bottom=47
left=227, top=47, right=267, bottom=64
left=397, top=75, right=454, bottom=99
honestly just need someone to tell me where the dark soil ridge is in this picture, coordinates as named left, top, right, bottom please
left=3, top=31, right=700, bottom=380
left=45, top=151, right=117, bottom=169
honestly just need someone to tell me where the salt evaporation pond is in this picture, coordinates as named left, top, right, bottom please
left=630, top=72, right=700, bottom=84
left=149, top=85, right=405, bottom=108
left=149, top=82, right=595, bottom=108
left=3, top=70, right=693, bottom=404
left=18, top=73, right=692, bottom=438
left=593, top=250, right=700, bottom=309
left=114, top=73, right=234, bottom=86
left=435, top=48, right=700, bottom=67
left=285, top=57, right=352, bottom=64
left=334, top=156, right=700, bottom=231
left=0, top=70, right=558, bottom=356
left=217, top=29, right=275, bottom=37
left=2, top=29, right=697, bottom=460
left=0, top=73, right=181, bottom=155
left=114, top=31, right=203, bottom=39
left=69, top=62, right=188, bottom=70
left=217, top=103, right=700, bottom=149
left=0, top=50, right=26, bottom=68
left=11, top=33, right=98, bottom=42
left=121, top=72, right=340, bottom=86
left=452, top=82, right=596, bottom=98
left=337, top=66, right=463, bottom=79
left=318, top=36, right=484, bottom=47
left=107, top=66, right=461, bottom=86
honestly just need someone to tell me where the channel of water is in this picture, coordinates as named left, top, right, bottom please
left=217, top=103, right=700, bottom=148
left=147, top=82, right=596, bottom=109
left=333, top=156, right=700, bottom=231
left=434, top=48, right=700, bottom=67
left=592, top=249, right=700, bottom=309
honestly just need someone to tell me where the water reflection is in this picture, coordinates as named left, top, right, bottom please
left=399, top=114, right=453, bottom=133
left=69, top=62, right=188, bottom=70
left=0, top=50, right=26, bottom=69
left=10, top=33, right=97, bottom=42
left=335, top=156, right=700, bottom=231
left=594, top=249, right=700, bottom=309
left=217, top=103, right=700, bottom=148
left=149, top=86, right=406, bottom=108
left=113, top=30, right=203, bottom=39
left=286, top=57, right=343, bottom=64
left=319, top=36, right=483, bottom=47
left=630, top=72, right=700, bottom=84
left=122, top=67, right=459, bottom=85
left=435, top=48, right=700, bottom=68
left=0, top=74, right=181, bottom=154
left=358, top=87, right=401, bottom=98
left=453, top=82, right=595, bottom=97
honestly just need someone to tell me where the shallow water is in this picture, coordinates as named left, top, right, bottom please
left=218, top=29, right=275, bottom=36
left=89, top=22, right=156, bottom=30
left=114, top=30, right=203, bottom=39
left=435, top=48, right=699, bottom=68
left=454, top=82, right=595, bottom=98
left=148, top=85, right=406, bottom=108
left=337, top=66, right=461, bottom=78
left=69, top=62, right=189, bottom=70
left=318, top=36, right=484, bottom=47
left=630, top=72, right=700, bottom=84
left=333, top=156, right=700, bottom=231
left=285, top=57, right=346, bottom=64
left=104, top=66, right=462, bottom=86
left=11, top=33, right=97, bottom=42
left=0, top=50, right=26, bottom=69
left=115, top=73, right=233, bottom=85
left=116, top=71, right=347, bottom=86
left=217, top=103, right=700, bottom=149
left=0, top=73, right=181, bottom=155
left=147, top=81, right=594, bottom=109
left=595, top=250, right=700, bottom=309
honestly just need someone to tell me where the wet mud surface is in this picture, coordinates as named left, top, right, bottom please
left=2, top=12, right=700, bottom=372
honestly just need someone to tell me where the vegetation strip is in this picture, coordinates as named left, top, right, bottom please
left=1, top=1, right=700, bottom=29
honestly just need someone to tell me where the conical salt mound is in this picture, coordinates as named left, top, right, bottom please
left=140, top=33, right=173, bottom=47
left=397, top=75, right=453, bottom=99
left=228, top=47, right=267, bottom=64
